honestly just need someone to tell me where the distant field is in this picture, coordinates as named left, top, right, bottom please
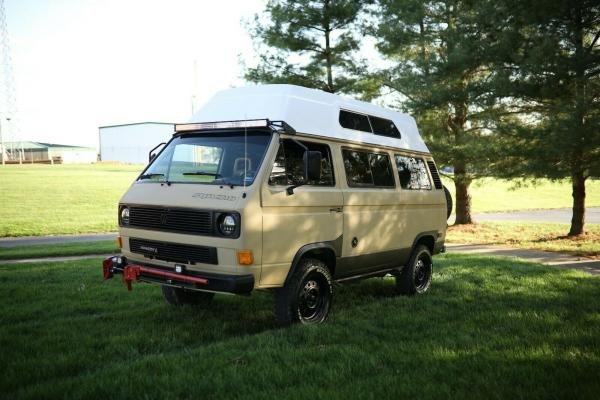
left=0, top=164, right=598, bottom=237
left=1, top=254, right=599, bottom=398
left=0, top=164, right=142, bottom=237
left=443, top=177, right=600, bottom=213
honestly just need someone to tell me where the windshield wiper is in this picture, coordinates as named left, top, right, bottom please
left=182, top=171, right=221, bottom=177
left=139, top=173, right=165, bottom=180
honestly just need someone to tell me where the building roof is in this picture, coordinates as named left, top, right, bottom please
left=99, top=122, right=174, bottom=129
left=2, top=141, right=95, bottom=151
left=189, top=84, right=430, bottom=153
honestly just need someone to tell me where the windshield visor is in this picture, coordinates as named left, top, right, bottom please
left=140, top=130, right=272, bottom=186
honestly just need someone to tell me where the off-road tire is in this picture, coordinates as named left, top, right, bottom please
left=396, top=245, right=433, bottom=295
left=275, top=258, right=333, bottom=326
left=443, top=185, right=453, bottom=220
left=161, top=285, right=214, bottom=306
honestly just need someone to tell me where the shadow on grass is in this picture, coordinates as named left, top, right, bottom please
left=1, top=254, right=599, bottom=399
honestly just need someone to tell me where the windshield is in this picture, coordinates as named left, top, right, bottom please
left=140, top=131, right=272, bottom=186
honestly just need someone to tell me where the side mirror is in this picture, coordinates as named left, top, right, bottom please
left=148, top=142, right=166, bottom=163
left=304, top=150, right=322, bottom=182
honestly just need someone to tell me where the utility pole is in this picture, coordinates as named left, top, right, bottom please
left=0, top=117, right=4, bottom=165
left=0, top=0, right=20, bottom=163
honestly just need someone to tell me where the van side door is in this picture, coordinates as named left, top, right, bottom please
left=260, top=138, right=343, bottom=286
left=337, top=147, right=407, bottom=277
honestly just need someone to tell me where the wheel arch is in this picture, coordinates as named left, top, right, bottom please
left=284, top=243, right=338, bottom=285
left=411, top=232, right=437, bottom=255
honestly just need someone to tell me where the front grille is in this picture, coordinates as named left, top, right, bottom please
left=129, top=237, right=218, bottom=265
left=427, top=160, right=443, bottom=189
left=128, top=206, right=214, bottom=236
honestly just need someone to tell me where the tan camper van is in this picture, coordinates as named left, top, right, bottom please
left=103, top=85, right=449, bottom=325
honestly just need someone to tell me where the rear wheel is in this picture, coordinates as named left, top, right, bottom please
left=396, top=245, right=433, bottom=295
left=275, top=258, right=333, bottom=326
left=161, top=285, right=214, bottom=306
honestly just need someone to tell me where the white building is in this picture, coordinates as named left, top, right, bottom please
left=99, top=122, right=174, bottom=164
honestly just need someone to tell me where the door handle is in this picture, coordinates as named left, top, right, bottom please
left=329, top=207, right=342, bottom=213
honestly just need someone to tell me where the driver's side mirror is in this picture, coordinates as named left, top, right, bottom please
left=148, top=142, right=166, bottom=163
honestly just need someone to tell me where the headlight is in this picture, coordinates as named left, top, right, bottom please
left=218, top=213, right=237, bottom=236
left=120, top=207, right=130, bottom=225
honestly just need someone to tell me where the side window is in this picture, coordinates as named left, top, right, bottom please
left=369, top=116, right=401, bottom=138
left=339, top=110, right=371, bottom=133
left=342, top=149, right=395, bottom=188
left=395, top=155, right=432, bottom=190
left=268, top=140, right=335, bottom=186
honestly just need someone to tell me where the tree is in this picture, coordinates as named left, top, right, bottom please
left=490, top=0, right=600, bottom=235
left=245, top=0, right=375, bottom=97
left=372, top=0, right=506, bottom=224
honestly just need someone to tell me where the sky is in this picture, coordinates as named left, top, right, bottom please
left=3, top=0, right=266, bottom=148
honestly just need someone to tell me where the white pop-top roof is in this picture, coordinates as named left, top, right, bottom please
left=190, top=84, right=430, bottom=153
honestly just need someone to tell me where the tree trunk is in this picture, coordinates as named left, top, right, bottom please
left=569, top=170, right=586, bottom=236
left=454, top=163, right=473, bottom=224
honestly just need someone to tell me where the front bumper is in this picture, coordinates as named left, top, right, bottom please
left=102, top=256, right=254, bottom=295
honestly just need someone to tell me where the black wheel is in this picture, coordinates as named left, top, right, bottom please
left=396, top=245, right=432, bottom=295
left=161, top=285, right=214, bottom=306
left=275, top=258, right=333, bottom=326
left=443, top=185, right=453, bottom=219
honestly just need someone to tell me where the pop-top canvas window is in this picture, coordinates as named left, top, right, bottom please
left=339, top=110, right=401, bottom=139
left=395, top=155, right=431, bottom=190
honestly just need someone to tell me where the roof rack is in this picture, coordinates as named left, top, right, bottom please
left=174, top=119, right=296, bottom=135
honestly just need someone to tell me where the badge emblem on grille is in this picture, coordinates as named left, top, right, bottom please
left=140, top=245, right=158, bottom=254
left=160, top=213, right=168, bottom=225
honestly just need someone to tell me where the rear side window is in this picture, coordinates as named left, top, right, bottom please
left=269, top=140, right=335, bottom=186
left=342, top=149, right=395, bottom=188
left=395, top=155, right=431, bottom=190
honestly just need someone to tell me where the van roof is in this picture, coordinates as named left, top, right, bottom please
left=189, top=84, right=430, bottom=154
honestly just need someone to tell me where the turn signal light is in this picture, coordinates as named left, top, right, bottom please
left=237, top=250, right=253, bottom=266
left=117, top=236, right=122, bottom=249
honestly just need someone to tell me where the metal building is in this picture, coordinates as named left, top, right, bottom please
left=0, top=141, right=96, bottom=164
left=99, top=122, right=174, bottom=164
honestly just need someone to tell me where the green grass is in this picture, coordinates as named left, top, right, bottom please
left=0, top=164, right=142, bottom=237
left=1, top=254, right=599, bottom=399
left=0, top=240, right=118, bottom=260
left=447, top=222, right=600, bottom=257
left=442, top=177, right=600, bottom=213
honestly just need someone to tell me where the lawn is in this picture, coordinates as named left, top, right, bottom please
left=447, top=222, right=600, bottom=257
left=1, top=254, right=599, bottom=399
left=443, top=177, right=600, bottom=213
left=0, top=164, right=142, bottom=237
left=0, top=240, right=118, bottom=261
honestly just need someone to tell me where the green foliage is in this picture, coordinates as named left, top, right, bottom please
left=488, top=0, right=600, bottom=180
left=245, top=0, right=374, bottom=97
left=1, top=256, right=599, bottom=398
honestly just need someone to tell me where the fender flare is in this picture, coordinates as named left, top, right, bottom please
left=284, top=242, right=339, bottom=286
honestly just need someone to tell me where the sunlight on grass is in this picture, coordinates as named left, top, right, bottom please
left=447, top=222, right=600, bottom=257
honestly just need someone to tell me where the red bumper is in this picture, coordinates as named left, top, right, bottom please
left=103, top=256, right=208, bottom=291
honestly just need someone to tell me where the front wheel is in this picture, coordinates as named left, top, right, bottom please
left=161, top=285, right=214, bottom=306
left=275, top=258, right=333, bottom=326
left=396, top=245, right=433, bottom=295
